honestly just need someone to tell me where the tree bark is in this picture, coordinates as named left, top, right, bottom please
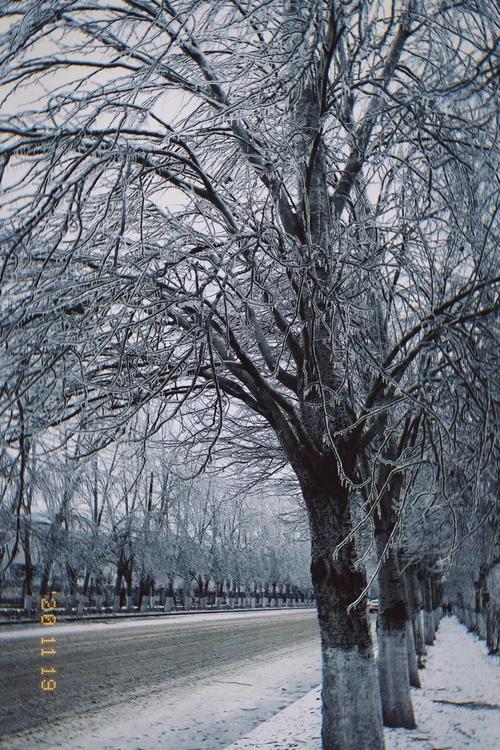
left=125, top=568, right=133, bottom=611
left=374, top=539, right=416, bottom=727
left=113, top=567, right=123, bottom=612
left=139, top=575, right=153, bottom=612
left=21, top=521, right=34, bottom=614
left=305, top=475, right=385, bottom=750
left=78, top=570, right=91, bottom=615
left=432, top=577, right=441, bottom=631
left=65, top=564, right=78, bottom=612
left=406, top=564, right=426, bottom=668
left=400, top=568, right=421, bottom=688
left=39, top=560, right=53, bottom=599
left=485, top=596, right=499, bottom=654
left=422, top=573, right=435, bottom=645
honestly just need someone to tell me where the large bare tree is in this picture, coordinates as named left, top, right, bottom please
left=1, top=2, right=498, bottom=746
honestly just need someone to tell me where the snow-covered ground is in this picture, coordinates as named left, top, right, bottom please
left=225, top=618, right=500, bottom=750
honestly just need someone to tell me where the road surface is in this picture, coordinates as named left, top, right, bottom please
left=0, top=609, right=320, bottom=749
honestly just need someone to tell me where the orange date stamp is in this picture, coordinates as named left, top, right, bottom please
left=40, top=597, right=57, bottom=692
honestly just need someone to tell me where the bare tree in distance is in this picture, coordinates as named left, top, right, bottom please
left=0, top=2, right=498, bottom=746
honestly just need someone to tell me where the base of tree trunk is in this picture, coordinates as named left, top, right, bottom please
left=433, top=608, right=441, bottom=631
left=477, top=612, right=487, bottom=638
left=413, top=611, right=426, bottom=667
left=322, top=645, right=385, bottom=750
left=424, top=612, right=435, bottom=644
left=378, top=629, right=416, bottom=728
left=405, top=620, right=421, bottom=688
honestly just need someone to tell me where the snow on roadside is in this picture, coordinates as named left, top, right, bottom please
left=224, top=618, right=500, bottom=750
left=0, top=608, right=312, bottom=642
left=222, top=686, right=322, bottom=750
left=1, top=640, right=321, bottom=750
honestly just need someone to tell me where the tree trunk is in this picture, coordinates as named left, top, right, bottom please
left=65, top=564, right=78, bottom=612
left=20, top=519, right=34, bottom=614
left=397, top=562, right=421, bottom=687
left=214, top=580, right=222, bottom=608
left=432, top=578, right=441, bottom=631
left=375, top=539, right=416, bottom=728
left=78, top=570, right=91, bottom=615
left=264, top=584, right=271, bottom=607
left=158, top=586, right=166, bottom=606
left=405, top=619, right=420, bottom=685
left=485, top=597, right=499, bottom=653
left=423, top=574, right=435, bottom=645
left=22, top=563, right=34, bottom=614
left=305, top=476, right=385, bottom=750
left=22, top=549, right=34, bottom=613
left=456, top=592, right=467, bottom=627
left=473, top=580, right=483, bottom=635
left=476, top=585, right=488, bottom=639
left=139, top=576, right=153, bottom=612
left=125, top=570, right=133, bottom=611
left=113, top=570, right=122, bottom=613
left=94, top=577, right=104, bottom=612
left=271, top=582, right=277, bottom=607
left=407, top=565, right=426, bottom=668
left=39, top=560, right=53, bottom=599
left=389, top=562, right=420, bottom=691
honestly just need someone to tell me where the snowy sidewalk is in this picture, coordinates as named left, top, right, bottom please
left=224, top=618, right=500, bottom=750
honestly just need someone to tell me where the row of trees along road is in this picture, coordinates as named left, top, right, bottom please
left=0, top=432, right=313, bottom=614
left=0, top=2, right=498, bottom=748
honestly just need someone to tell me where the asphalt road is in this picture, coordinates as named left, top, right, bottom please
left=0, top=609, right=319, bottom=745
